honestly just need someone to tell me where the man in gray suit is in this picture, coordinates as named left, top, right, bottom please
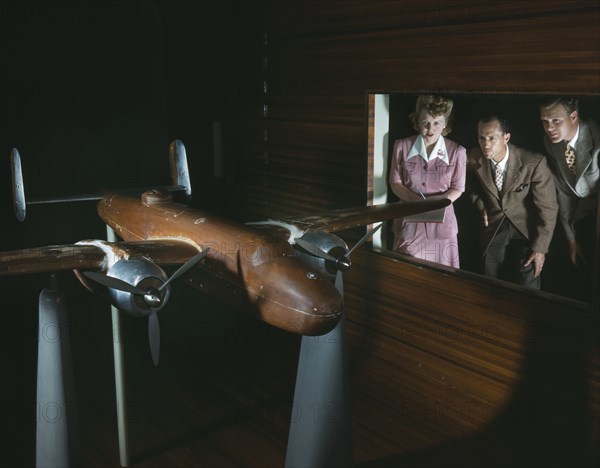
left=540, top=97, right=599, bottom=301
left=468, top=112, right=558, bottom=289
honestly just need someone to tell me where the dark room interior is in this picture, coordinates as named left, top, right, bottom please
left=1, top=1, right=598, bottom=467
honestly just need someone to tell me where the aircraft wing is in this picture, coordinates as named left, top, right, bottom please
left=0, top=239, right=201, bottom=276
left=248, top=198, right=451, bottom=242
left=1, top=199, right=450, bottom=274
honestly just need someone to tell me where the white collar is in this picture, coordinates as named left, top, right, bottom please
left=407, top=135, right=449, bottom=163
left=566, top=125, right=580, bottom=150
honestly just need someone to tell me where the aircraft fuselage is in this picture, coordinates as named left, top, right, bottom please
left=97, top=190, right=342, bottom=335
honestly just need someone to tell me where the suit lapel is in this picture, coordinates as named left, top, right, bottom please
left=575, top=122, right=593, bottom=180
left=474, top=153, right=500, bottom=201
left=501, top=144, right=523, bottom=196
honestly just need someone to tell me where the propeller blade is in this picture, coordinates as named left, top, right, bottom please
left=335, top=270, right=344, bottom=298
left=347, top=223, right=383, bottom=258
left=159, top=248, right=210, bottom=291
left=84, top=271, right=147, bottom=295
left=295, top=238, right=337, bottom=262
left=148, top=312, right=160, bottom=366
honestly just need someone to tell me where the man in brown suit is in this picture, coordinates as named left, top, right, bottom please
left=467, top=112, right=558, bottom=289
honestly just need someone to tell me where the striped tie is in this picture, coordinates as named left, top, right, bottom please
left=565, top=144, right=576, bottom=174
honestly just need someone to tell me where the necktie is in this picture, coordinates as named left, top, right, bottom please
left=565, top=144, right=576, bottom=174
left=494, top=163, right=504, bottom=191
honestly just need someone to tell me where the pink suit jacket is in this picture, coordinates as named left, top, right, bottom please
left=389, top=135, right=467, bottom=240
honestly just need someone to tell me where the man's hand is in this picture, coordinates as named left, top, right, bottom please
left=480, top=208, right=489, bottom=227
left=524, top=252, right=545, bottom=278
left=568, top=240, right=586, bottom=268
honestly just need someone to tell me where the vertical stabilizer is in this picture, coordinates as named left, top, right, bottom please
left=11, top=148, right=26, bottom=221
left=169, top=140, right=192, bottom=201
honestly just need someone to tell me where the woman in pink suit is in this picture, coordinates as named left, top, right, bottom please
left=389, top=95, right=467, bottom=268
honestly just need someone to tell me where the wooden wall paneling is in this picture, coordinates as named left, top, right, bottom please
left=243, top=82, right=370, bottom=216
left=256, top=0, right=597, bottom=38
left=242, top=122, right=368, bottom=216
left=233, top=2, right=600, bottom=465
left=343, top=251, right=599, bottom=465
left=265, top=11, right=600, bottom=94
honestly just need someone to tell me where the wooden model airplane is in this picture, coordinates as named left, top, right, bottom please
left=1, top=140, right=450, bottom=466
left=1, top=140, right=449, bottom=356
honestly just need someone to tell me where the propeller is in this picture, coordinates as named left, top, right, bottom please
left=84, top=271, right=148, bottom=296
left=347, top=223, right=383, bottom=257
left=296, top=223, right=382, bottom=297
left=159, top=250, right=209, bottom=290
left=294, top=237, right=337, bottom=262
left=84, top=248, right=210, bottom=365
left=148, top=312, right=160, bottom=366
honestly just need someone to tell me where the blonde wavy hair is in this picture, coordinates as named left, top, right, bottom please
left=409, top=95, right=454, bottom=136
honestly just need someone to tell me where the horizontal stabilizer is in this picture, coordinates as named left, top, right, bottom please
left=27, top=185, right=188, bottom=205
left=9, top=139, right=192, bottom=220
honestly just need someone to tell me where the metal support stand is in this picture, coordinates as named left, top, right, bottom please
left=36, top=274, right=81, bottom=467
left=107, top=226, right=129, bottom=467
left=285, top=315, right=354, bottom=467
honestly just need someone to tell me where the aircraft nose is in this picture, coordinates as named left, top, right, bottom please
left=249, top=256, right=343, bottom=336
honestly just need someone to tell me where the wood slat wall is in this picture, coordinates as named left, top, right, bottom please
left=232, top=1, right=599, bottom=465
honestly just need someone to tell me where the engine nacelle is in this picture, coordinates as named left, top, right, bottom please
left=295, top=232, right=349, bottom=281
left=106, top=258, right=171, bottom=317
